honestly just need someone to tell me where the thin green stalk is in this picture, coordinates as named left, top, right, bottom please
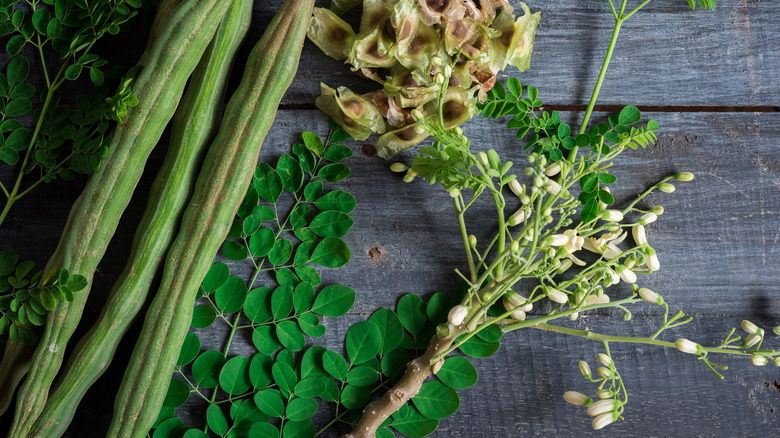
left=533, top=323, right=778, bottom=358
left=454, top=197, right=477, bottom=283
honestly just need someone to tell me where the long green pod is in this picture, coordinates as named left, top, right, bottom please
left=6, top=2, right=231, bottom=436
left=25, top=2, right=253, bottom=437
left=107, top=0, right=315, bottom=436
left=0, top=0, right=185, bottom=419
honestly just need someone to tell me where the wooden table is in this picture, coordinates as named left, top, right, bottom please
left=1, top=0, right=778, bottom=437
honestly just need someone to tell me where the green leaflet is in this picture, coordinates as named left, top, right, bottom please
left=152, top=125, right=361, bottom=436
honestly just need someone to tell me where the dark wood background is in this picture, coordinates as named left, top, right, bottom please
left=1, top=0, right=778, bottom=437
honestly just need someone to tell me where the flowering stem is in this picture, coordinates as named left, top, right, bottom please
left=532, top=323, right=780, bottom=358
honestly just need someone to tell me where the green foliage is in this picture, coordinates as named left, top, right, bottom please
left=0, top=248, right=88, bottom=345
left=151, top=125, right=365, bottom=437
left=0, top=0, right=145, bottom=226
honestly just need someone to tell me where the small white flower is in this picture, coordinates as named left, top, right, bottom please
left=507, top=207, right=527, bottom=226
left=750, top=355, right=768, bottom=366
left=674, top=172, right=695, bottom=181
left=638, top=287, right=664, bottom=305
left=587, top=399, right=621, bottom=417
left=632, top=224, right=647, bottom=245
left=448, top=305, right=469, bottom=326
left=638, top=212, right=657, bottom=225
left=390, top=162, right=407, bottom=173
left=545, top=162, right=561, bottom=176
left=508, top=179, right=524, bottom=198
left=546, top=287, right=569, bottom=304
left=478, top=151, right=489, bottom=167
left=645, top=248, right=660, bottom=271
left=579, top=360, right=591, bottom=378
left=675, top=338, right=702, bottom=355
left=741, top=320, right=761, bottom=335
left=548, top=234, right=569, bottom=247
left=545, top=179, right=561, bottom=195
left=592, top=412, right=618, bottom=430
left=743, top=333, right=761, bottom=349
left=615, top=265, right=637, bottom=284
left=584, top=294, right=610, bottom=306
left=563, top=391, right=592, bottom=406
left=602, top=210, right=624, bottom=222
left=504, top=291, right=533, bottom=312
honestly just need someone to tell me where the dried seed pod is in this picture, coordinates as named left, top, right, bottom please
left=307, top=8, right=355, bottom=60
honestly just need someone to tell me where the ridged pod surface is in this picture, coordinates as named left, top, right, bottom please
left=107, top=0, right=315, bottom=436
left=6, top=1, right=232, bottom=437
left=25, top=2, right=253, bottom=437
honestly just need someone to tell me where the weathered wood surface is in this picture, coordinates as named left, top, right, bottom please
left=1, top=0, right=779, bottom=437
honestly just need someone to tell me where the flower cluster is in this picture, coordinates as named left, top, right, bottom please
left=308, top=0, right=540, bottom=158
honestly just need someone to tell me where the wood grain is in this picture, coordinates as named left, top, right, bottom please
left=1, top=0, right=779, bottom=436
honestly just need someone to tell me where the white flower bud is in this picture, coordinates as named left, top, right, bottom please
left=597, top=366, right=612, bottom=378
left=674, top=172, right=695, bottom=181
left=615, top=265, right=637, bottom=284
left=774, top=326, right=780, bottom=336
left=587, top=399, right=621, bottom=417
left=557, top=259, right=573, bottom=274
left=448, top=305, right=469, bottom=326
left=595, top=389, right=613, bottom=399
left=402, top=169, right=417, bottom=183
left=597, top=353, right=613, bottom=367
left=741, top=320, right=761, bottom=335
left=390, top=162, right=407, bottom=173
left=507, top=207, right=527, bottom=226
left=546, top=287, right=569, bottom=304
left=774, top=357, right=780, bottom=367
left=434, top=73, right=445, bottom=85
left=547, top=234, right=569, bottom=247
left=601, top=210, right=623, bottom=222
left=632, top=225, right=647, bottom=245
left=504, top=291, right=533, bottom=312
left=508, top=178, right=524, bottom=197
left=510, top=239, right=519, bottom=254
left=750, top=355, right=768, bottom=366
left=478, top=151, right=489, bottom=167
left=569, top=312, right=579, bottom=320
left=410, top=108, right=424, bottom=123
left=563, top=391, right=592, bottom=406
left=579, top=360, right=591, bottom=378
left=448, top=188, right=460, bottom=198
left=442, top=64, right=452, bottom=77
left=675, top=338, right=702, bottom=355
left=645, top=248, right=660, bottom=271
left=638, top=212, right=657, bottom=225
left=638, top=287, right=664, bottom=305
left=545, top=179, right=561, bottom=195
left=652, top=205, right=665, bottom=215
left=743, top=333, right=761, bottom=349
left=658, top=183, right=676, bottom=193
left=413, top=123, right=426, bottom=134
left=592, top=412, right=618, bottom=430
left=544, top=162, right=561, bottom=176
left=585, top=294, right=610, bottom=306
left=605, top=267, right=620, bottom=286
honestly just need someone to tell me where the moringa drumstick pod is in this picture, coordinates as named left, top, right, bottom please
left=6, top=1, right=232, bottom=436
left=25, top=1, right=253, bottom=437
left=107, top=0, right=315, bottom=436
